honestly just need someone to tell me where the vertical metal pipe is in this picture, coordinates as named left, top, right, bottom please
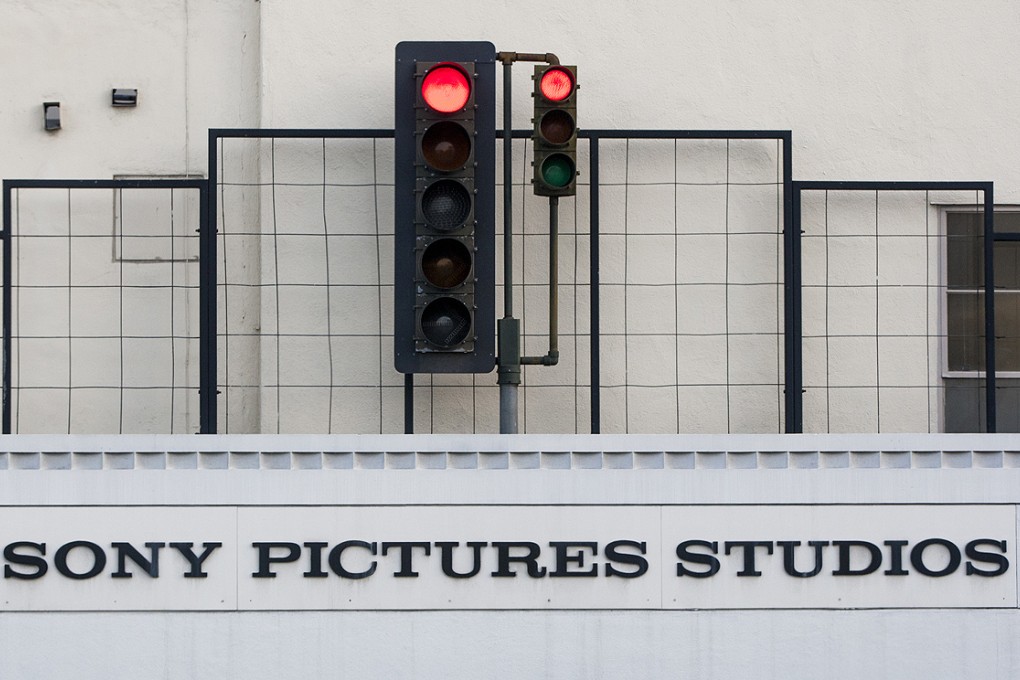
left=498, top=59, right=520, bottom=434
left=588, top=137, right=601, bottom=433
left=983, top=188, right=997, bottom=433
left=2, top=182, right=11, bottom=434
left=503, top=62, right=514, bottom=318
left=548, top=196, right=559, bottom=357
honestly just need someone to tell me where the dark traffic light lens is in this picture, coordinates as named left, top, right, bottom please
left=422, top=238, right=471, bottom=289
left=422, top=179, right=472, bottom=231
left=422, top=121, right=471, bottom=171
left=539, top=67, right=574, bottom=102
left=539, top=109, right=575, bottom=145
left=540, top=154, right=575, bottom=188
left=421, top=64, right=471, bottom=113
left=420, top=297, right=471, bottom=347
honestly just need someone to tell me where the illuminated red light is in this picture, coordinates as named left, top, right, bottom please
left=539, top=67, right=574, bottom=102
left=421, top=64, right=471, bottom=113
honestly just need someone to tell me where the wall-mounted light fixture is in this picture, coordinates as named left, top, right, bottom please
left=111, top=88, right=138, bottom=107
left=43, top=102, right=60, bottom=131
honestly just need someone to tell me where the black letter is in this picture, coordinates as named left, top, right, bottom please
left=676, top=540, right=720, bottom=578
left=171, top=542, right=222, bottom=578
left=54, top=541, right=106, bottom=580
left=778, top=541, right=828, bottom=578
left=605, top=540, right=648, bottom=578
left=883, top=540, right=909, bottom=576
left=112, top=542, right=164, bottom=578
left=966, top=539, right=1009, bottom=577
left=724, top=541, right=773, bottom=577
left=549, top=542, right=598, bottom=577
left=329, top=541, right=377, bottom=579
left=911, top=538, right=961, bottom=577
left=252, top=542, right=301, bottom=578
left=381, top=542, right=432, bottom=577
left=436, top=542, right=487, bottom=578
left=832, top=541, right=882, bottom=576
left=491, top=542, right=547, bottom=578
left=3, top=542, right=47, bottom=580
left=303, top=542, right=329, bottom=578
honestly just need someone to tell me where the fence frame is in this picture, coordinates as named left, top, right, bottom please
left=207, top=127, right=794, bottom=435
left=791, top=180, right=997, bottom=432
left=1, top=177, right=210, bottom=434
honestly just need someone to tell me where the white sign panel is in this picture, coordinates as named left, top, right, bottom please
left=0, top=505, right=1014, bottom=611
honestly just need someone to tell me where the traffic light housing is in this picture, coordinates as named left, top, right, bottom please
left=532, top=65, right=578, bottom=196
left=394, top=41, right=496, bottom=374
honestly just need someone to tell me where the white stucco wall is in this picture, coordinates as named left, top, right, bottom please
left=1, top=1, right=1018, bottom=435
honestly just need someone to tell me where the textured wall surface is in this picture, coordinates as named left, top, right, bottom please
left=1, top=2, right=1017, bottom=435
left=1, top=433, right=1019, bottom=678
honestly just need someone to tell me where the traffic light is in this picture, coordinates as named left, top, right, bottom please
left=532, top=65, right=578, bottom=196
left=394, top=41, right=496, bottom=374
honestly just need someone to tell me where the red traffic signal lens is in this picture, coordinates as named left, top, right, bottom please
left=539, top=67, right=574, bottom=102
left=422, top=121, right=471, bottom=171
left=420, top=297, right=472, bottom=347
left=422, top=64, right=471, bottom=113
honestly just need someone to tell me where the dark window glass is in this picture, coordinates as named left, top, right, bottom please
left=946, top=211, right=1020, bottom=372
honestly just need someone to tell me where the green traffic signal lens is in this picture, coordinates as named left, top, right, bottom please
left=540, top=154, right=575, bottom=188
left=420, top=297, right=472, bottom=347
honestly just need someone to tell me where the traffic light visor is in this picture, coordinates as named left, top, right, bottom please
left=422, top=64, right=471, bottom=113
left=539, top=67, right=574, bottom=102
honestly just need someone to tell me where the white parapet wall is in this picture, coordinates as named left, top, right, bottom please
left=1, top=433, right=1019, bottom=679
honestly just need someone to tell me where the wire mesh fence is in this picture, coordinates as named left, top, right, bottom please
left=594, top=137, right=787, bottom=434
left=213, top=132, right=596, bottom=434
left=796, top=184, right=1012, bottom=433
left=6, top=132, right=1011, bottom=435
left=3, top=180, right=204, bottom=434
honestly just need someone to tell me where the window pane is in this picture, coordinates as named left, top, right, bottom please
left=947, top=291, right=984, bottom=370
left=946, top=291, right=1020, bottom=371
left=947, top=212, right=1020, bottom=290
left=946, top=212, right=982, bottom=289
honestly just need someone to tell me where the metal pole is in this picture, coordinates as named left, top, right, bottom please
left=588, top=137, right=601, bottom=433
left=497, top=59, right=521, bottom=433
left=2, top=182, right=11, bottom=434
left=199, top=131, right=218, bottom=434
left=983, top=189, right=997, bottom=433
left=521, top=196, right=560, bottom=366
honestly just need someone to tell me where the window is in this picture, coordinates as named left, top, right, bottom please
left=944, top=208, right=1020, bottom=431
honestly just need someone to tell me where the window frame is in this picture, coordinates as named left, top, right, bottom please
left=940, top=204, right=1020, bottom=379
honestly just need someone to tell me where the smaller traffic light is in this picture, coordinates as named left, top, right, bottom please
left=532, top=65, right=577, bottom=196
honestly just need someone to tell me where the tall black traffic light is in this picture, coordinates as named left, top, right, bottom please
left=532, top=65, right=578, bottom=196
left=394, top=41, right=496, bottom=374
